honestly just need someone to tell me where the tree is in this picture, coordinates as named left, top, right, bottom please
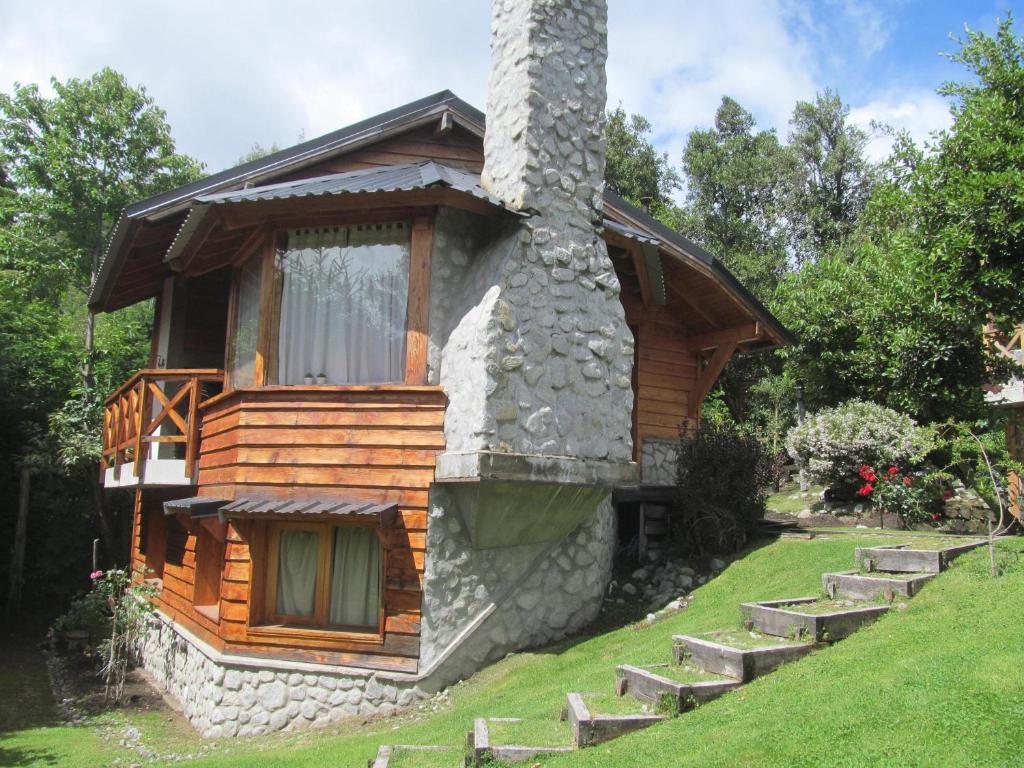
left=604, top=106, right=683, bottom=225
left=786, top=89, right=875, bottom=263
left=681, top=96, right=792, bottom=300
left=917, top=18, right=1024, bottom=325
left=0, top=68, right=202, bottom=571
left=680, top=97, right=794, bottom=424
left=777, top=20, right=1024, bottom=423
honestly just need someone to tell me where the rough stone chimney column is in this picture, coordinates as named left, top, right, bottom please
left=440, top=0, right=633, bottom=474
left=482, top=0, right=608, bottom=220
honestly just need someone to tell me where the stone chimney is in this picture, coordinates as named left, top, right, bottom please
left=482, top=0, right=608, bottom=220
left=437, top=0, right=635, bottom=527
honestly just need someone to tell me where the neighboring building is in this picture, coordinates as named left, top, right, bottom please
left=90, top=0, right=790, bottom=736
left=984, top=323, right=1024, bottom=521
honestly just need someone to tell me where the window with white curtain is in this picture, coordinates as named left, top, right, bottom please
left=273, top=223, right=410, bottom=385
left=268, top=522, right=382, bottom=632
left=227, top=251, right=263, bottom=387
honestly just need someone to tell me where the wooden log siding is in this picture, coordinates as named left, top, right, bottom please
left=136, top=384, right=447, bottom=671
left=619, top=292, right=701, bottom=448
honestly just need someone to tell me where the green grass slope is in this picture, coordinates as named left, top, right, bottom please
left=3, top=534, right=1020, bottom=767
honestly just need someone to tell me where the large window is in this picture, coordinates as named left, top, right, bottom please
left=271, top=223, right=411, bottom=385
left=264, top=522, right=382, bottom=633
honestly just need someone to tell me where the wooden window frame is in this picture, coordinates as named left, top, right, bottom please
left=192, top=523, right=225, bottom=623
left=252, top=519, right=386, bottom=643
left=222, top=209, right=434, bottom=391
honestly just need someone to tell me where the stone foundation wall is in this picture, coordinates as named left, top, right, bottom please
left=137, top=617, right=427, bottom=739
left=640, top=438, right=680, bottom=486
left=419, top=491, right=616, bottom=678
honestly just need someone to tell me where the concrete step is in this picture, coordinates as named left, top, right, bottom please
left=855, top=540, right=985, bottom=573
left=565, top=692, right=666, bottom=747
left=823, top=569, right=935, bottom=600
left=470, top=717, right=573, bottom=765
left=615, top=663, right=740, bottom=712
left=741, top=597, right=889, bottom=642
left=673, top=630, right=815, bottom=682
left=369, top=744, right=461, bottom=768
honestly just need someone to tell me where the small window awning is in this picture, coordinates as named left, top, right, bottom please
left=217, top=497, right=398, bottom=526
left=163, top=496, right=230, bottom=519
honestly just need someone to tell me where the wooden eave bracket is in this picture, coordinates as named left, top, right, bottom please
left=688, top=339, right=739, bottom=418
left=686, top=322, right=761, bottom=353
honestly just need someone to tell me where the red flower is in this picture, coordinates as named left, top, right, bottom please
left=857, top=483, right=874, bottom=496
left=903, top=476, right=912, bottom=487
left=931, top=512, right=942, bottom=521
left=942, top=489, right=954, bottom=500
left=888, top=466, right=899, bottom=476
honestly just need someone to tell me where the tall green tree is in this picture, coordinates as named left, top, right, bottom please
left=680, top=97, right=794, bottom=425
left=0, top=68, right=201, bottom=571
left=786, top=88, right=875, bottom=263
left=681, top=96, right=792, bottom=300
left=604, top=106, right=683, bottom=225
left=778, top=18, right=1024, bottom=423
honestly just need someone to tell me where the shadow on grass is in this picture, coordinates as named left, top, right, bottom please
left=0, top=612, right=63, bottom=734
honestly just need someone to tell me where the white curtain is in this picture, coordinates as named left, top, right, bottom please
left=229, top=252, right=263, bottom=387
left=277, top=223, right=410, bottom=385
left=329, top=527, right=381, bottom=628
left=275, top=529, right=319, bottom=617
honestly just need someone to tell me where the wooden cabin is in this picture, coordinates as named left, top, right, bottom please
left=89, top=16, right=790, bottom=734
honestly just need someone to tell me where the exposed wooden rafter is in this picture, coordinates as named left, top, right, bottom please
left=686, top=322, right=761, bottom=352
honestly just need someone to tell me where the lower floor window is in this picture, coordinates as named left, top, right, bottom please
left=268, top=522, right=382, bottom=631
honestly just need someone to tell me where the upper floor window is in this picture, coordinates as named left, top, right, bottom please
left=271, top=223, right=410, bottom=385
left=224, top=219, right=424, bottom=390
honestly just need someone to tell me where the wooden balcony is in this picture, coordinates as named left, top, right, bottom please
left=102, top=369, right=224, bottom=488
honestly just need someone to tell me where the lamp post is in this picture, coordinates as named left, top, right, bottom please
left=794, top=380, right=809, bottom=492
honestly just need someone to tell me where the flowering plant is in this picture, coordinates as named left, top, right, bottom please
left=51, top=567, right=157, bottom=704
left=856, top=464, right=935, bottom=527
left=786, top=400, right=933, bottom=500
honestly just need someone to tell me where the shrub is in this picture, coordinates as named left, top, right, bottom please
left=786, top=400, right=933, bottom=499
left=672, top=420, right=775, bottom=554
left=51, top=568, right=157, bottom=703
left=855, top=463, right=939, bottom=528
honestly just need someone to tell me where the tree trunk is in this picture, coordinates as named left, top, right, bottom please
left=89, top=470, right=119, bottom=567
left=6, top=467, right=31, bottom=616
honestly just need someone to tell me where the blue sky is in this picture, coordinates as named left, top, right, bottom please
left=0, top=1, right=1017, bottom=176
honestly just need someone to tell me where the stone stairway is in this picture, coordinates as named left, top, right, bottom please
left=368, top=538, right=985, bottom=767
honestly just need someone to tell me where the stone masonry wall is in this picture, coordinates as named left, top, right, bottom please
left=137, top=616, right=428, bottom=739
left=640, top=438, right=681, bottom=486
left=419, top=490, right=616, bottom=677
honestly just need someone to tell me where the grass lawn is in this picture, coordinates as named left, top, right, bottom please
left=765, top=482, right=826, bottom=515
left=2, top=533, right=1021, bottom=767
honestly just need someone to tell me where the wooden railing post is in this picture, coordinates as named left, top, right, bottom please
left=132, top=378, right=147, bottom=477
left=184, top=376, right=200, bottom=479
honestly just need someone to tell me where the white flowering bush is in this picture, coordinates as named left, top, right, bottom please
left=786, top=400, right=933, bottom=499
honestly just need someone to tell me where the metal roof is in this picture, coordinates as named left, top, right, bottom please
left=162, top=161, right=519, bottom=267
left=197, top=161, right=505, bottom=207
left=218, top=496, right=397, bottom=523
left=163, top=496, right=229, bottom=519
left=90, top=90, right=484, bottom=308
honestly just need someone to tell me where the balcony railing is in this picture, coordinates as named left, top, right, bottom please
left=102, top=369, right=224, bottom=487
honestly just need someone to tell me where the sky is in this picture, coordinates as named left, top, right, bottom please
left=0, top=0, right=1017, bottom=178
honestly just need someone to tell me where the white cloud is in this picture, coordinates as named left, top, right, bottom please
left=0, top=0, right=954, bottom=176
left=849, top=90, right=953, bottom=161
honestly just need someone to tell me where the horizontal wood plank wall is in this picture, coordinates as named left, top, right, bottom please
left=279, top=125, right=484, bottom=181
left=131, top=490, right=226, bottom=652
left=619, top=292, right=700, bottom=450
left=191, top=386, right=446, bottom=672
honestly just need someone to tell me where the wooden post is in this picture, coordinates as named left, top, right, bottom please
left=6, top=466, right=31, bottom=616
